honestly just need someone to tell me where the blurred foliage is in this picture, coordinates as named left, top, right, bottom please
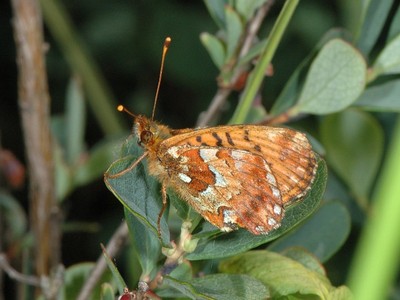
left=1, top=0, right=400, bottom=299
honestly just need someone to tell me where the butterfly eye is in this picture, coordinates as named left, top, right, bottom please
left=140, top=130, right=153, bottom=145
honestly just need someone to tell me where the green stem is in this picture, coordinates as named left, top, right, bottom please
left=40, top=0, right=124, bottom=135
left=229, top=0, right=299, bottom=124
left=347, top=116, right=400, bottom=299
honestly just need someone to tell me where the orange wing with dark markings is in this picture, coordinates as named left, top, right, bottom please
left=153, top=125, right=317, bottom=234
left=162, top=125, right=317, bottom=204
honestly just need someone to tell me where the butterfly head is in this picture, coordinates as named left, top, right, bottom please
left=134, top=115, right=171, bottom=150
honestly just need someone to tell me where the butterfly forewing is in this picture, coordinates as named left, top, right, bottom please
left=154, top=125, right=317, bottom=235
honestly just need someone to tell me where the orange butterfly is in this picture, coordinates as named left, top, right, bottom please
left=104, top=37, right=318, bottom=236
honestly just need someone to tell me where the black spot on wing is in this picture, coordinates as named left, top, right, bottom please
left=225, top=132, right=235, bottom=146
left=212, top=132, right=223, bottom=147
left=244, top=130, right=250, bottom=142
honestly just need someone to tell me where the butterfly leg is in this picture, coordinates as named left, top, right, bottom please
left=104, top=152, right=149, bottom=179
left=157, top=183, right=168, bottom=239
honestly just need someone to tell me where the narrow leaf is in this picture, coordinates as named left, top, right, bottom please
left=225, top=6, right=243, bottom=59
left=235, top=0, right=268, bottom=20
left=356, top=0, right=394, bottom=55
left=65, top=77, right=86, bottom=165
left=354, top=79, right=400, bottom=112
left=200, top=33, right=226, bottom=69
left=203, top=0, right=228, bottom=29
left=371, top=33, right=400, bottom=78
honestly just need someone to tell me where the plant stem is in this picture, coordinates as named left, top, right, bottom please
left=347, top=116, right=400, bottom=299
left=196, top=1, right=273, bottom=127
left=11, top=0, right=60, bottom=285
left=40, top=0, right=124, bottom=135
left=229, top=0, right=299, bottom=124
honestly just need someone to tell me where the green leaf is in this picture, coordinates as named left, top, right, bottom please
left=102, top=245, right=126, bottom=294
left=270, top=58, right=309, bottom=116
left=320, top=109, right=384, bottom=208
left=54, top=141, right=71, bottom=202
left=168, top=189, right=202, bottom=230
left=268, top=201, right=351, bottom=262
left=125, top=207, right=160, bottom=278
left=0, top=191, right=27, bottom=240
left=60, top=263, right=113, bottom=300
left=75, top=136, right=125, bottom=187
left=355, top=0, right=394, bottom=55
left=200, top=32, right=226, bottom=69
left=295, top=39, right=367, bottom=115
left=281, top=247, right=326, bottom=275
left=186, top=157, right=327, bottom=260
left=104, top=137, right=170, bottom=246
left=271, top=29, right=352, bottom=116
left=225, top=6, right=243, bottom=59
left=371, top=33, right=400, bottom=78
left=203, top=0, right=228, bottom=29
left=235, top=0, right=267, bottom=21
left=219, top=250, right=352, bottom=299
left=243, top=102, right=268, bottom=123
left=354, top=79, right=400, bottom=112
left=161, top=274, right=269, bottom=300
left=388, top=4, right=400, bottom=40
left=101, top=283, right=115, bottom=300
left=237, top=38, right=267, bottom=66
left=65, top=76, right=86, bottom=165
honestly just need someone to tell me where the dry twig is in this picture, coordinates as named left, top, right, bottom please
left=11, top=0, right=60, bottom=282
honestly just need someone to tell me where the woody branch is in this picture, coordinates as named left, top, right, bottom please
left=11, top=0, right=61, bottom=287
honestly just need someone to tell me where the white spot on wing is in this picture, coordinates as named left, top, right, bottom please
left=268, top=217, right=277, bottom=226
left=200, top=185, right=215, bottom=198
left=274, top=204, right=282, bottom=215
left=272, top=186, right=281, bottom=198
left=199, top=148, right=219, bottom=162
left=234, top=160, right=244, bottom=170
left=209, top=165, right=227, bottom=187
left=178, top=173, right=192, bottom=183
left=167, top=146, right=180, bottom=158
left=255, top=225, right=266, bottom=233
left=231, top=150, right=245, bottom=161
left=223, top=209, right=237, bottom=225
left=266, top=172, right=276, bottom=185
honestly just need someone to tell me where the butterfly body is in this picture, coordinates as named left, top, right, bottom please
left=134, top=115, right=317, bottom=235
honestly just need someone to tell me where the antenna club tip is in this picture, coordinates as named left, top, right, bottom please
left=117, top=105, right=124, bottom=112
left=164, top=37, right=172, bottom=47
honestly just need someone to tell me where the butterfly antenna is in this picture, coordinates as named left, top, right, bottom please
left=151, top=37, right=172, bottom=121
left=117, top=104, right=137, bottom=119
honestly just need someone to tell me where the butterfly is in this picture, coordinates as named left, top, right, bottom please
left=104, top=37, right=318, bottom=236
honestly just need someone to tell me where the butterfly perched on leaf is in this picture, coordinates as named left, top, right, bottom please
left=104, top=37, right=318, bottom=238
